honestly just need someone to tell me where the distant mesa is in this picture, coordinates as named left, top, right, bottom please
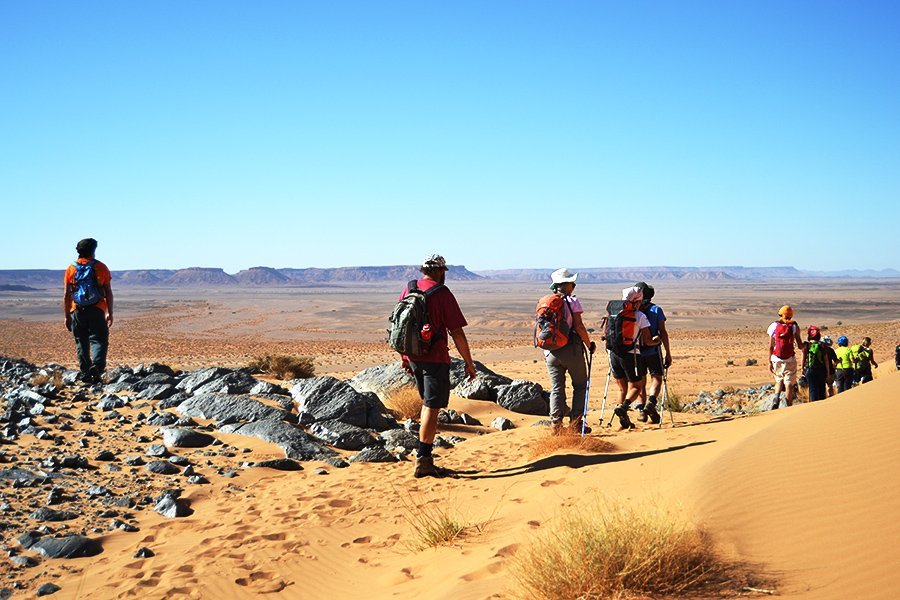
left=235, top=267, right=290, bottom=285
left=0, top=284, right=40, bottom=292
left=166, top=268, right=238, bottom=286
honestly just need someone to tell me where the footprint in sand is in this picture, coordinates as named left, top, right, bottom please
left=493, top=544, right=520, bottom=558
left=527, top=520, right=541, bottom=528
left=328, top=498, right=352, bottom=508
left=540, top=478, right=564, bottom=487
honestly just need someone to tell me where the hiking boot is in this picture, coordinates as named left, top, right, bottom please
left=641, top=402, right=661, bottom=425
left=88, top=366, right=101, bottom=385
left=569, top=418, right=592, bottom=435
left=637, top=409, right=648, bottom=423
left=413, top=455, right=454, bottom=479
left=613, top=405, right=635, bottom=430
left=550, top=419, right=564, bottom=436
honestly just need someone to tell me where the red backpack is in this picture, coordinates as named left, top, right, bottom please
left=772, top=321, right=797, bottom=359
left=534, top=294, right=572, bottom=350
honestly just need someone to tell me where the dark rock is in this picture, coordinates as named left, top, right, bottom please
left=349, top=446, right=399, bottom=463
left=175, top=367, right=232, bottom=395
left=459, top=413, right=482, bottom=426
left=251, top=458, right=303, bottom=471
left=154, top=496, right=193, bottom=518
left=168, top=455, right=190, bottom=466
left=11, top=555, right=39, bottom=567
left=289, top=376, right=370, bottom=427
left=36, top=583, right=61, bottom=596
left=137, top=383, right=179, bottom=401
left=160, top=427, right=215, bottom=448
left=177, top=394, right=290, bottom=424
left=157, top=393, right=189, bottom=410
left=109, top=519, right=139, bottom=532
left=124, top=456, right=146, bottom=467
left=379, top=429, right=418, bottom=452
left=87, top=486, right=112, bottom=498
left=249, top=380, right=289, bottom=396
left=193, top=370, right=260, bottom=396
left=145, top=444, right=168, bottom=457
left=347, top=363, right=415, bottom=402
left=187, top=475, right=209, bottom=485
left=30, top=508, right=77, bottom=522
left=145, top=461, right=180, bottom=475
left=218, top=419, right=336, bottom=461
left=495, top=380, right=549, bottom=415
left=309, top=420, right=377, bottom=451
left=323, top=457, right=349, bottom=469
left=134, top=547, right=154, bottom=558
left=32, top=535, right=102, bottom=558
left=16, top=530, right=42, bottom=549
left=147, top=412, right=180, bottom=427
left=94, top=450, right=117, bottom=462
left=492, top=417, right=515, bottom=431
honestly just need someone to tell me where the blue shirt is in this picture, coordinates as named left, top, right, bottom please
left=640, top=303, right=666, bottom=357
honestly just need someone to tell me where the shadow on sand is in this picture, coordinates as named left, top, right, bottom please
left=453, top=440, right=715, bottom=480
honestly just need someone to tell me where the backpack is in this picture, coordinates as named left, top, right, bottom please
left=72, top=260, right=104, bottom=307
left=533, top=294, right=572, bottom=351
left=387, top=280, right=445, bottom=357
left=771, top=321, right=796, bottom=359
left=603, top=300, right=639, bottom=354
left=807, top=340, right=826, bottom=368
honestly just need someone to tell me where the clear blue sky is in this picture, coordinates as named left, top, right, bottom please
left=2, top=1, right=898, bottom=272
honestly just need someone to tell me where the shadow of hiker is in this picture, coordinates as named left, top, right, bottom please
left=454, top=440, right=715, bottom=480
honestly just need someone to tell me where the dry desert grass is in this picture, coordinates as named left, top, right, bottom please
left=385, top=386, right=424, bottom=421
left=527, top=428, right=616, bottom=458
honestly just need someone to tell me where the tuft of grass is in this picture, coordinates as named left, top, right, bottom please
left=510, top=498, right=756, bottom=600
left=385, top=387, right=423, bottom=421
left=726, top=359, right=735, bottom=366
left=248, top=354, right=315, bottom=379
left=30, top=371, right=63, bottom=388
left=528, top=429, right=615, bottom=459
left=396, top=491, right=494, bottom=551
left=745, top=358, right=758, bottom=366
left=663, top=389, right=684, bottom=412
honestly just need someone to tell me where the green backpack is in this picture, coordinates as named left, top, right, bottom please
left=808, top=341, right=826, bottom=368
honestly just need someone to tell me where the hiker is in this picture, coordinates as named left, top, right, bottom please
left=853, top=337, right=878, bottom=384
left=833, top=336, right=856, bottom=394
left=896, top=342, right=900, bottom=371
left=63, top=238, right=114, bottom=384
left=802, top=326, right=831, bottom=401
left=608, top=286, right=659, bottom=429
left=822, top=335, right=838, bottom=397
left=539, top=268, right=595, bottom=434
left=395, top=254, right=476, bottom=478
left=634, top=282, right=671, bottom=424
left=766, top=305, right=806, bottom=408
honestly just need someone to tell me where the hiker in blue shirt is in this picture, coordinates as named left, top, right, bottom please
left=634, top=282, right=671, bottom=423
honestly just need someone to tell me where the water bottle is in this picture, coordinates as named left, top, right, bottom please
left=421, top=324, right=432, bottom=342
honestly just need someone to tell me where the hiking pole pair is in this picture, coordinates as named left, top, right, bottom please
left=661, top=365, right=676, bottom=427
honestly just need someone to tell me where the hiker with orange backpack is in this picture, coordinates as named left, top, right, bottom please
left=604, top=286, right=659, bottom=429
left=63, top=238, right=114, bottom=385
left=767, top=305, right=806, bottom=409
left=535, top=268, right=595, bottom=434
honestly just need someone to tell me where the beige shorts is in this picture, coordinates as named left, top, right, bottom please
left=771, top=355, right=798, bottom=385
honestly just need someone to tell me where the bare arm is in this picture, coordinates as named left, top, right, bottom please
left=639, top=327, right=659, bottom=347
left=572, top=312, right=591, bottom=349
left=104, top=283, right=114, bottom=327
left=63, top=283, right=72, bottom=331
left=449, top=327, right=476, bottom=380
left=658, top=320, right=672, bottom=367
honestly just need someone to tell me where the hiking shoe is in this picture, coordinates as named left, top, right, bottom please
left=88, top=366, right=101, bottom=385
left=637, top=409, right=648, bottom=423
left=413, top=455, right=452, bottom=478
left=569, top=419, right=592, bottom=435
left=614, top=406, right=634, bottom=430
left=550, top=420, right=564, bottom=436
left=644, top=403, right=661, bottom=425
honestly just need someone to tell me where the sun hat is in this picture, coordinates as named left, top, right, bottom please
left=550, top=268, right=578, bottom=285
left=622, top=286, right=644, bottom=303
left=421, top=254, right=448, bottom=270
left=778, top=305, right=794, bottom=321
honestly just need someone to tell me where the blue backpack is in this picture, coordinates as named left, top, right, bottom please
left=72, top=260, right=103, bottom=307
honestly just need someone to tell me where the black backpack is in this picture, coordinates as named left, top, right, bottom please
left=387, top=280, right=445, bottom=357
left=602, top=300, right=638, bottom=354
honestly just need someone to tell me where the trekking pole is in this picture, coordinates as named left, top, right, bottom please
left=662, top=366, right=675, bottom=427
left=598, top=350, right=612, bottom=426
left=581, top=345, right=593, bottom=437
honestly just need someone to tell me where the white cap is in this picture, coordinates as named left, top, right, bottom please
left=550, top=268, right=578, bottom=285
left=622, top=286, right=644, bottom=302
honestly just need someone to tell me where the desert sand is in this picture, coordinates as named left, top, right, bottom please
left=1, top=279, right=899, bottom=599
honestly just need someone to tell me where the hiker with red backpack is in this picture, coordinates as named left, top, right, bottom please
left=604, top=286, right=660, bottom=429
left=535, top=268, right=595, bottom=435
left=63, top=238, right=114, bottom=385
left=802, top=325, right=831, bottom=401
left=767, top=305, right=806, bottom=409
left=390, top=254, right=476, bottom=479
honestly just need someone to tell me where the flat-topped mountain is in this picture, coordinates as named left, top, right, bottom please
left=0, top=265, right=896, bottom=289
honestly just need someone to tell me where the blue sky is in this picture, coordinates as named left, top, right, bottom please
left=2, top=1, right=898, bottom=272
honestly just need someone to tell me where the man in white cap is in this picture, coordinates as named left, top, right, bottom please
left=542, top=268, right=595, bottom=434
left=397, top=254, right=476, bottom=478
left=608, top=286, right=658, bottom=429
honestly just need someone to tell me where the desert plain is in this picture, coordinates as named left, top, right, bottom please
left=1, top=278, right=899, bottom=599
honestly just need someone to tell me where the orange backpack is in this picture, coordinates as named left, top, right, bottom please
left=534, top=294, right=571, bottom=350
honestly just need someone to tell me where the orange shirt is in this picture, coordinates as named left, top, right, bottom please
left=65, top=258, right=112, bottom=314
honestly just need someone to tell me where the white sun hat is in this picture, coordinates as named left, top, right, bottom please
left=550, top=268, right=578, bottom=285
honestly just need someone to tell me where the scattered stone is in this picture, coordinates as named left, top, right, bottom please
left=30, top=508, right=77, bottom=522
left=177, top=394, right=290, bottom=424
left=218, top=419, right=336, bottom=461
left=160, top=427, right=215, bottom=448
left=309, top=420, right=377, bottom=451
left=32, top=535, right=102, bottom=558
left=250, top=459, right=303, bottom=471
left=145, top=461, right=180, bottom=476
left=495, top=380, right=549, bottom=415
left=36, top=583, right=61, bottom=596
left=492, top=417, right=515, bottom=431
left=349, top=446, right=399, bottom=463
left=154, top=496, right=193, bottom=518
left=134, top=547, right=154, bottom=558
